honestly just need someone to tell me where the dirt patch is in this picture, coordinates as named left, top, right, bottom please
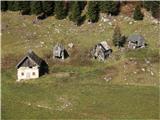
left=51, top=72, right=71, bottom=78
left=103, top=66, right=119, bottom=80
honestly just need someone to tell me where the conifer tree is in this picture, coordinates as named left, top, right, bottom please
left=42, top=1, right=54, bottom=16
left=7, top=1, right=16, bottom=11
left=13, top=1, right=26, bottom=11
left=150, top=1, right=160, bottom=18
left=54, top=1, right=67, bottom=20
left=69, top=2, right=82, bottom=25
left=112, top=25, right=121, bottom=46
left=133, top=5, right=144, bottom=20
left=20, top=1, right=31, bottom=15
left=99, top=1, right=120, bottom=15
left=31, top=1, right=43, bottom=15
left=87, top=1, right=99, bottom=23
left=1, top=1, right=8, bottom=11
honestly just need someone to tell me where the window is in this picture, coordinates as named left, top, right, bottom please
left=21, top=72, right=24, bottom=76
left=32, top=72, right=35, bottom=75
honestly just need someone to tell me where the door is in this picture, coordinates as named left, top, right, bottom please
left=26, top=72, right=30, bottom=79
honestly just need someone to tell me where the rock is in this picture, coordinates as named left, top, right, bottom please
left=68, top=43, right=74, bottom=48
left=152, top=20, right=159, bottom=24
left=145, top=59, right=150, bottom=64
left=40, top=41, right=44, bottom=45
left=129, top=21, right=133, bottom=25
left=141, top=68, right=145, bottom=72
left=104, top=77, right=112, bottom=82
left=134, top=71, right=137, bottom=74
left=151, top=71, right=154, bottom=76
left=22, top=23, right=26, bottom=27
left=108, top=22, right=112, bottom=26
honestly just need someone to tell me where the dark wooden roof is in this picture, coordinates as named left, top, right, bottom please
left=16, top=50, right=43, bottom=69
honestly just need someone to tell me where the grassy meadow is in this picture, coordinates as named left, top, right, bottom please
left=1, top=11, right=160, bottom=119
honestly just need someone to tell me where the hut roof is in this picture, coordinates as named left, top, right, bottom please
left=99, top=41, right=110, bottom=50
left=127, top=34, right=145, bottom=46
left=16, top=50, right=43, bottom=69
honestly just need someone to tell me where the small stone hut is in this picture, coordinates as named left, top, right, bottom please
left=16, top=50, right=48, bottom=81
left=53, top=43, right=69, bottom=59
left=91, top=41, right=112, bottom=61
left=127, top=34, right=145, bottom=49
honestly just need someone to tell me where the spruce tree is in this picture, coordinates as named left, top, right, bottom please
left=143, top=1, right=160, bottom=18
left=31, top=1, right=43, bottom=15
left=20, top=1, right=31, bottom=15
left=99, top=1, right=120, bottom=15
left=54, top=1, right=67, bottom=20
left=42, top=1, right=54, bottom=16
left=69, top=2, right=82, bottom=25
left=12, top=1, right=27, bottom=11
left=112, top=25, right=121, bottom=46
left=1, top=1, right=8, bottom=11
left=87, top=1, right=99, bottom=23
left=150, top=1, right=160, bottom=18
left=7, top=1, right=16, bottom=11
left=133, top=5, right=144, bottom=20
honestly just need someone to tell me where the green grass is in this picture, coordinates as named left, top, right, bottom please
left=2, top=69, right=159, bottom=119
left=1, top=11, right=160, bottom=119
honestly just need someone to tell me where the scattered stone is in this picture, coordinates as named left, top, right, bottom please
left=28, top=103, right=31, bottom=106
left=104, top=77, right=112, bottom=82
left=108, top=22, right=112, bottom=26
left=129, top=21, right=133, bottom=25
left=68, top=43, right=74, bottom=48
left=22, top=23, right=26, bottom=27
left=134, top=71, right=137, bottom=74
left=152, top=20, right=159, bottom=24
left=145, top=59, right=150, bottom=64
left=141, top=68, right=145, bottom=72
left=151, top=71, right=154, bottom=76
left=40, top=41, right=44, bottom=45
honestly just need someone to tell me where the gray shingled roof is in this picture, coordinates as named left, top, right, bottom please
left=127, top=34, right=145, bottom=46
left=16, top=50, right=42, bottom=68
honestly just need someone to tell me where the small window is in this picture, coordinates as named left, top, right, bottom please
left=32, top=72, right=35, bottom=75
left=21, top=72, right=24, bottom=76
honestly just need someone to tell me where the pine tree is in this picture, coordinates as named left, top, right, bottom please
left=143, top=1, right=160, bottom=18
left=87, top=1, right=99, bottom=23
left=31, top=1, right=43, bottom=15
left=112, top=25, right=121, bottom=46
left=7, top=1, right=16, bottom=11
left=54, top=1, right=67, bottom=20
left=42, top=1, right=54, bottom=16
left=69, top=2, right=82, bottom=25
left=150, top=1, right=160, bottom=18
left=99, top=1, right=120, bottom=15
left=20, top=1, right=31, bottom=15
left=133, top=5, right=144, bottom=20
left=1, top=1, right=8, bottom=11
left=13, top=1, right=26, bottom=11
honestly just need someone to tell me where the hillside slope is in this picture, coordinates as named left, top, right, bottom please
left=1, top=11, right=160, bottom=119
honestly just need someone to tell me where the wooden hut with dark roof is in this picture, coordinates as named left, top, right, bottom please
left=16, top=50, right=48, bottom=81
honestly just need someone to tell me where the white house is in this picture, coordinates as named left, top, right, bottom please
left=16, top=50, right=44, bottom=81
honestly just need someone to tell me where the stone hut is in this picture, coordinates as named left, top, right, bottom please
left=127, top=34, right=145, bottom=49
left=53, top=43, right=69, bottom=59
left=91, top=41, right=112, bottom=61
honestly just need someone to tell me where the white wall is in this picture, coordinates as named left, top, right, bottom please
left=17, top=66, right=39, bottom=81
